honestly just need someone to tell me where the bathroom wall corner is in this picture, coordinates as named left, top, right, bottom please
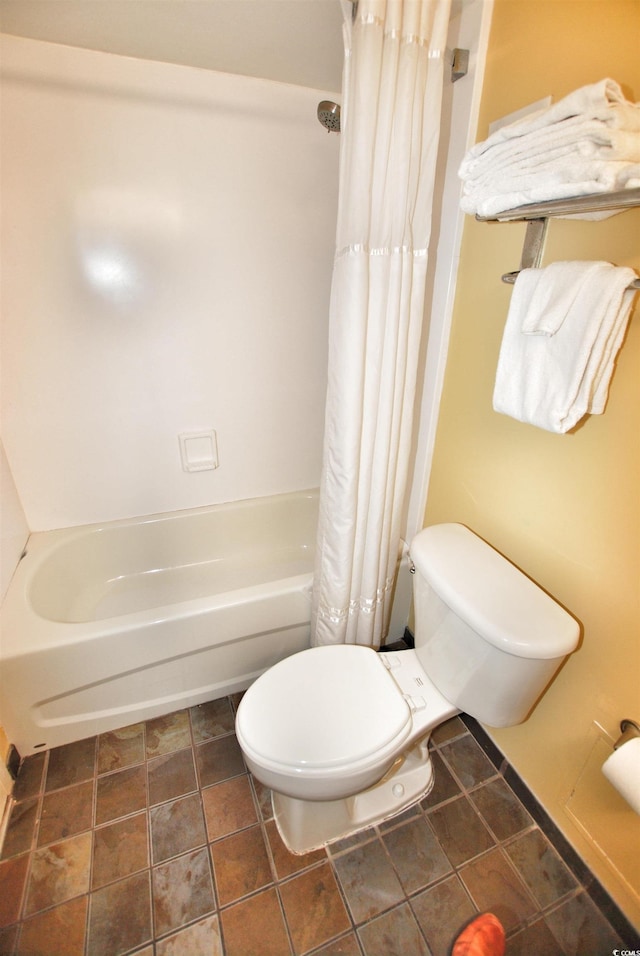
left=0, top=439, right=29, bottom=603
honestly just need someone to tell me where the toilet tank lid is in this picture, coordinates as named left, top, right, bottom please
left=410, top=524, right=580, bottom=659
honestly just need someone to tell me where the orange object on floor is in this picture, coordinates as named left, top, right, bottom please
left=452, top=913, right=506, bottom=956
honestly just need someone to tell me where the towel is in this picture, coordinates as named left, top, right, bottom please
left=460, top=170, right=640, bottom=219
left=463, top=80, right=631, bottom=161
left=493, top=262, right=637, bottom=433
left=459, top=79, right=640, bottom=218
left=460, top=118, right=640, bottom=187
left=460, top=160, right=640, bottom=217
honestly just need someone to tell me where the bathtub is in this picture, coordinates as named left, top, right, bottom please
left=0, top=490, right=318, bottom=756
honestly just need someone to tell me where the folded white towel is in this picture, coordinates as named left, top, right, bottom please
left=493, top=262, right=637, bottom=433
left=460, top=167, right=640, bottom=218
left=580, top=128, right=640, bottom=163
left=466, top=79, right=630, bottom=161
left=464, top=156, right=639, bottom=196
left=459, top=79, right=640, bottom=218
left=593, top=102, right=640, bottom=132
left=460, top=117, right=640, bottom=185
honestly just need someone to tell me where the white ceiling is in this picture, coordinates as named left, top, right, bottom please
left=0, top=0, right=346, bottom=92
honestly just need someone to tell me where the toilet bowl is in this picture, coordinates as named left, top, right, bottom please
left=236, top=643, right=458, bottom=801
left=236, top=643, right=458, bottom=853
left=236, top=523, right=580, bottom=853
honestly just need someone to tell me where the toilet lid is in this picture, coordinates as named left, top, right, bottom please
left=237, top=645, right=412, bottom=773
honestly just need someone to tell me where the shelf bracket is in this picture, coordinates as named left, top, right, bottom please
left=451, top=49, right=469, bottom=83
left=520, top=218, right=548, bottom=270
left=475, top=187, right=640, bottom=287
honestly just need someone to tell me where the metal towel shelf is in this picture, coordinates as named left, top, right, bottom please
left=501, top=270, right=640, bottom=291
left=476, top=186, right=640, bottom=275
left=477, top=187, right=640, bottom=223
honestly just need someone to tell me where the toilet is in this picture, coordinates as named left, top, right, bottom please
left=236, top=523, right=580, bottom=853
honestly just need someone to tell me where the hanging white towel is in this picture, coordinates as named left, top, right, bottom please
left=493, top=262, right=637, bottom=433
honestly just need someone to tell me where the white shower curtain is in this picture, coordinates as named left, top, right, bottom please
left=311, top=0, right=451, bottom=647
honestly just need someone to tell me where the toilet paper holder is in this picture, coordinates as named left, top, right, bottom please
left=613, top=719, right=640, bottom=750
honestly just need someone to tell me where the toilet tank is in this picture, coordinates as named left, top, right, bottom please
left=409, top=524, right=580, bottom=728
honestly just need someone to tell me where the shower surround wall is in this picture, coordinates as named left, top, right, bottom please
left=0, top=34, right=339, bottom=532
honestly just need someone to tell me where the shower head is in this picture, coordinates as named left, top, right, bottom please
left=317, top=100, right=341, bottom=133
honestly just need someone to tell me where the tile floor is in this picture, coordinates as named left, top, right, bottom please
left=0, top=692, right=635, bottom=956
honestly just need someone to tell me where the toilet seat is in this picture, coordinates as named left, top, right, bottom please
left=236, top=645, right=413, bottom=800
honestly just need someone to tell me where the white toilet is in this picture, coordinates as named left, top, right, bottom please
left=236, top=523, right=580, bottom=853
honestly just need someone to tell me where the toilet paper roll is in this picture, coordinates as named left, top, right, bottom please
left=602, top=737, right=640, bottom=815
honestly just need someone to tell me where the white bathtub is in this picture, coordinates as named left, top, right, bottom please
left=0, top=490, right=318, bottom=756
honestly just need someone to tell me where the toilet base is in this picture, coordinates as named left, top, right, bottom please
left=272, top=737, right=435, bottom=855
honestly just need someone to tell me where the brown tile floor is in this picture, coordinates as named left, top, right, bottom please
left=0, top=695, right=633, bottom=956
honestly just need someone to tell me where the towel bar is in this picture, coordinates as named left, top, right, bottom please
left=501, top=270, right=640, bottom=290
left=478, top=187, right=640, bottom=282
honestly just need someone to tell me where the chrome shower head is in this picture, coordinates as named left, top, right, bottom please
left=317, top=100, right=341, bottom=133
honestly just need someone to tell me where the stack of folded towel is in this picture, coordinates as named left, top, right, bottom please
left=459, top=79, right=640, bottom=218
left=493, top=261, right=637, bottom=433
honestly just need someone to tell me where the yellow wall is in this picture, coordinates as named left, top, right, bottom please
left=0, top=726, right=12, bottom=807
left=0, top=726, right=9, bottom=766
left=425, top=0, right=640, bottom=929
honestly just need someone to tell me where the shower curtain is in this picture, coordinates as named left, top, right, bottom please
left=311, top=0, right=452, bottom=647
